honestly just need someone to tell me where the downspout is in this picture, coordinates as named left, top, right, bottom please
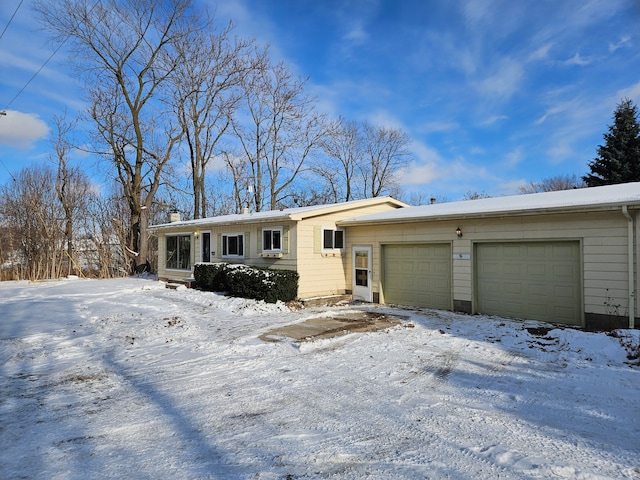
left=622, top=206, right=635, bottom=328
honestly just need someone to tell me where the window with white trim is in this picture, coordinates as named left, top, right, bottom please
left=262, top=228, right=282, bottom=252
left=166, top=234, right=191, bottom=270
left=323, top=228, right=345, bottom=250
left=222, top=233, right=244, bottom=257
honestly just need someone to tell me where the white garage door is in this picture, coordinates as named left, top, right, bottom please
left=382, top=244, right=451, bottom=310
left=476, top=241, right=581, bottom=325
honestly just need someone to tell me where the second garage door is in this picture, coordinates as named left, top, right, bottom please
left=382, top=244, right=451, bottom=310
left=476, top=241, right=582, bottom=325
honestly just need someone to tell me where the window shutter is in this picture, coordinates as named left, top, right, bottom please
left=244, top=231, right=250, bottom=258
left=283, top=226, right=289, bottom=254
left=217, top=233, right=222, bottom=259
left=257, top=228, right=263, bottom=254
left=313, top=226, right=321, bottom=253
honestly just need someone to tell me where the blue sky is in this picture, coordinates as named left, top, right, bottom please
left=1, top=0, right=640, bottom=201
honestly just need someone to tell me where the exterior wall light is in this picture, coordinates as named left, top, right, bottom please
left=456, top=227, right=462, bottom=238
left=194, top=231, right=200, bottom=238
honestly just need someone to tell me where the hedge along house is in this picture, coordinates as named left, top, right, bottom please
left=151, top=197, right=407, bottom=299
left=339, top=182, right=640, bottom=330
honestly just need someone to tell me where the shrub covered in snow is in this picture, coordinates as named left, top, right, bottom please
left=194, top=262, right=228, bottom=291
left=194, top=262, right=298, bottom=303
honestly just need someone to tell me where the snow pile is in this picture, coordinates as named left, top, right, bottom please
left=1, top=278, right=639, bottom=479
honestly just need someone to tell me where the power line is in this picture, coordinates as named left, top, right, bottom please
left=3, top=39, right=66, bottom=110
left=0, top=0, right=24, bottom=41
left=2, top=0, right=102, bottom=110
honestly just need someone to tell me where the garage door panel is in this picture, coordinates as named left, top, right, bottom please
left=503, top=245, right=522, bottom=257
left=528, top=283, right=547, bottom=296
left=556, top=285, right=578, bottom=299
left=477, top=241, right=581, bottom=325
left=504, top=282, right=522, bottom=294
left=553, top=244, right=578, bottom=257
left=503, top=263, right=522, bottom=275
left=383, top=244, right=451, bottom=310
left=526, top=245, right=546, bottom=256
left=554, top=264, right=576, bottom=277
left=527, top=264, right=546, bottom=276
left=530, top=305, right=547, bottom=316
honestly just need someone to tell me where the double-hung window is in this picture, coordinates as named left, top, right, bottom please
left=262, top=228, right=282, bottom=253
left=222, top=233, right=244, bottom=257
left=166, top=234, right=191, bottom=270
left=323, top=229, right=345, bottom=250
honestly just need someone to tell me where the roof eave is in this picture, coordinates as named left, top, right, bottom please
left=338, top=201, right=640, bottom=227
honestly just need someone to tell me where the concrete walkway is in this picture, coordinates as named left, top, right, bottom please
left=259, top=311, right=402, bottom=343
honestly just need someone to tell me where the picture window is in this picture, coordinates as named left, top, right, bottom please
left=166, top=234, right=191, bottom=270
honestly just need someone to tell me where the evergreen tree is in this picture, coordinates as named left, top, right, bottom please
left=583, top=98, right=640, bottom=186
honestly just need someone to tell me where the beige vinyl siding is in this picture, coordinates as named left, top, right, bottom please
left=296, top=221, right=347, bottom=298
left=345, top=220, right=462, bottom=302
left=294, top=203, right=402, bottom=298
left=212, top=222, right=298, bottom=272
left=453, top=243, right=472, bottom=301
left=154, top=198, right=404, bottom=298
left=346, top=210, right=635, bottom=324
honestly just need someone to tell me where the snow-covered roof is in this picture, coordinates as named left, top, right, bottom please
left=339, top=182, right=640, bottom=225
left=151, top=196, right=407, bottom=229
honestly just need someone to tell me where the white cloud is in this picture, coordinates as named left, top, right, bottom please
left=564, top=53, right=593, bottom=66
left=479, top=115, right=508, bottom=127
left=475, top=58, right=524, bottom=99
left=616, top=81, right=640, bottom=102
left=399, top=141, right=502, bottom=198
left=609, top=36, right=631, bottom=53
left=398, top=161, right=441, bottom=186
left=0, top=110, right=49, bottom=149
left=365, top=109, right=405, bottom=130
left=534, top=104, right=566, bottom=125
left=503, top=148, right=523, bottom=168
left=397, top=141, right=445, bottom=185
left=528, top=43, right=553, bottom=62
left=208, top=153, right=231, bottom=173
left=496, top=179, right=528, bottom=195
left=416, top=121, right=460, bottom=134
left=343, top=22, right=368, bottom=45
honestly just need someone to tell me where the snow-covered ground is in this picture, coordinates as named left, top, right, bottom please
left=1, top=277, right=639, bottom=479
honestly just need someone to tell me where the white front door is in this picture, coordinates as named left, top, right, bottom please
left=352, top=246, right=372, bottom=302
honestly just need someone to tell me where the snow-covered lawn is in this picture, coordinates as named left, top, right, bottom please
left=1, top=277, right=639, bottom=479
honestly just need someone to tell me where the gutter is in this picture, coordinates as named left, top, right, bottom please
left=339, top=202, right=640, bottom=227
left=622, top=205, right=635, bottom=329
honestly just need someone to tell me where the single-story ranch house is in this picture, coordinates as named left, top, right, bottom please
left=152, top=182, right=640, bottom=330
left=152, top=197, right=408, bottom=303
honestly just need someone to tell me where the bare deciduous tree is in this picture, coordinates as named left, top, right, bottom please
left=518, top=174, right=586, bottom=194
left=50, top=114, right=92, bottom=276
left=462, top=191, right=491, bottom=200
left=232, top=60, right=327, bottom=211
left=36, top=0, right=195, bottom=273
left=316, top=116, right=363, bottom=202
left=173, top=19, right=256, bottom=218
left=315, top=119, right=412, bottom=202
left=361, top=121, right=412, bottom=198
left=82, top=188, right=128, bottom=278
left=1, top=166, right=64, bottom=280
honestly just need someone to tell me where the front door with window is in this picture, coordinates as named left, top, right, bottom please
left=352, top=246, right=372, bottom=302
left=201, top=232, right=211, bottom=262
